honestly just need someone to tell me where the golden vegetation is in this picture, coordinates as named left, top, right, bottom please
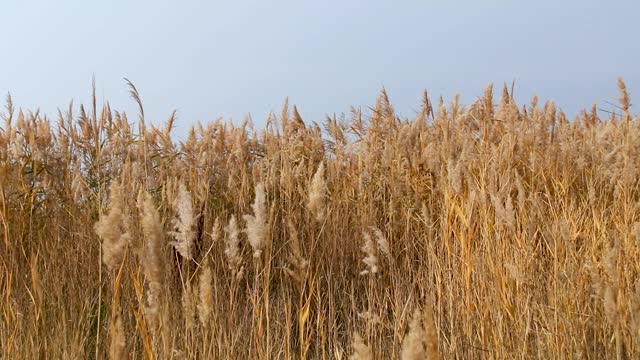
left=1, top=79, right=639, bottom=358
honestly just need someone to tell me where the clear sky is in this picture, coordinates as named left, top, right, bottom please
left=0, top=0, right=637, bottom=135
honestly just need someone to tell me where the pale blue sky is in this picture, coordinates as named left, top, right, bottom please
left=1, top=0, right=637, bottom=135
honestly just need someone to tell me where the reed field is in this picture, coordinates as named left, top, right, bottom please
left=2, top=79, right=640, bottom=359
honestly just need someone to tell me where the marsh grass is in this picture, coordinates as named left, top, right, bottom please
left=1, top=79, right=639, bottom=358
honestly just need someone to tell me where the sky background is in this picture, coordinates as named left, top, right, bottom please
left=0, top=0, right=638, bottom=136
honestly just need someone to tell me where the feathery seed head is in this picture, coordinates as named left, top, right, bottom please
left=136, top=189, right=164, bottom=330
left=307, top=161, right=327, bottom=221
left=349, top=332, right=373, bottom=360
left=360, top=231, right=378, bottom=275
left=197, top=262, right=214, bottom=326
left=243, top=183, right=267, bottom=258
left=169, top=182, right=195, bottom=260
left=401, top=309, right=426, bottom=360
left=224, top=215, right=244, bottom=279
left=95, top=181, right=130, bottom=273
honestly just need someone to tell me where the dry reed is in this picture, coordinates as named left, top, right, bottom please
left=2, top=79, right=639, bottom=358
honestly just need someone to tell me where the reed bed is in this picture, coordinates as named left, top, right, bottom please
left=1, top=79, right=639, bottom=359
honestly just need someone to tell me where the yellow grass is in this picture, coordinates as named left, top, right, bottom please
left=1, top=80, right=639, bottom=358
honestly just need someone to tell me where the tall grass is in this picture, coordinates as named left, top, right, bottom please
left=1, top=79, right=639, bottom=358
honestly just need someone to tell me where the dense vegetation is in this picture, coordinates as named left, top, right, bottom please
left=1, top=79, right=639, bottom=359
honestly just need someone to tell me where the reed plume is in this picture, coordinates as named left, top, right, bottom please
left=95, top=181, right=130, bottom=273
left=137, top=189, right=165, bottom=330
left=197, top=261, right=214, bottom=326
left=243, top=183, right=267, bottom=258
left=349, top=332, right=372, bottom=360
left=224, top=215, right=244, bottom=279
left=307, top=161, right=327, bottom=221
left=169, top=182, right=195, bottom=260
left=360, top=230, right=378, bottom=275
left=401, top=309, right=425, bottom=360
